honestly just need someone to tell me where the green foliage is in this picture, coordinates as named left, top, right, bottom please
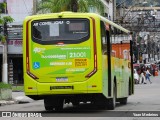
left=36, top=0, right=105, bottom=16
left=0, top=18, right=3, bottom=24
left=0, top=2, right=14, bottom=42
left=2, top=16, right=14, bottom=23
left=0, top=2, right=6, bottom=9
left=0, top=2, right=6, bottom=13
left=0, top=82, right=12, bottom=89
left=0, top=35, right=6, bottom=43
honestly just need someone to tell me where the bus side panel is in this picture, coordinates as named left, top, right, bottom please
left=120, top=43, right=131, bottom=97
left=112, top=43, right=132, bottom=98
left=23, top=20, right=27, bottom=74
left=24, top=73, right=38, bottom=95
left=87, top=70, right=103, bottom=94
left=111, top=57, right=122, bottom=98
left=101, top=55, right=109, bottom=97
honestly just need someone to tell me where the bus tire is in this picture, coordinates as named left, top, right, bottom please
left=107, top=84, right=116, bottom=110
left=44, top=98, right=53, bottom=111
left=129, top=78, right=132, bottom=95
left=54, top=98, right=64, bottom=111
left=119, top=97, right=127, bottom=105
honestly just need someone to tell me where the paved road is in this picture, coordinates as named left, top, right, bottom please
left=116, top=74, right=160, bottom=111
left=0, top=73, right=160, bottom=119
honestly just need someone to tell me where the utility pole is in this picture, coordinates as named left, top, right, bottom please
left=0, top=1, right=13, bottom=83
left=33, top=0, right=37, bottom=14
left=2, top=22, right=8, bottom=83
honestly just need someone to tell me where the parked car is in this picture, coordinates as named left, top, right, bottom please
left=133, top=64, right=140, bottom=71
left=145, top=63, right=151, bottom=69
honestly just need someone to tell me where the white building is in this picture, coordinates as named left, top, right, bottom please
left=0, top=0, right=114, bottom=84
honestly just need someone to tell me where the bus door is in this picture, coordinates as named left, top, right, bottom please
left=101, top=21, right=108, bottom=93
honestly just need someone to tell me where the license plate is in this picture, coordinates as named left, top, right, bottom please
left=50, top=86, right=74, bottom=90
left=56, top=77, right=68, bottom=82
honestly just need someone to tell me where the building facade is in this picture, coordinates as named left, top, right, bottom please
left=115, top=0, right=160, bottom=63
left=0, top=0, right=33, bottom=84
left=0, top=0, right=113, bottom=84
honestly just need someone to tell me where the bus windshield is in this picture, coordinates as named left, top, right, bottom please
left=31, top=18, right=90, bottom=44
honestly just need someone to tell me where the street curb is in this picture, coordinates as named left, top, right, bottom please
left=0, top=100, right=16, bottom=106
left=13, top=96, right=34, bottom=104
left=0, top=96, right=34, bottom=106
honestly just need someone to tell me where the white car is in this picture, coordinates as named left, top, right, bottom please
left=134, top=69, right=139, bottom=84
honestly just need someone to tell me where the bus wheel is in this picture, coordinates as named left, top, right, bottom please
left=107, top=84, right=116, bottom=110
left=44, top=98, right=53, bottom=111
left=54, top=98, right=64, bottom=111
left=119, top=97, right=127, bottom=105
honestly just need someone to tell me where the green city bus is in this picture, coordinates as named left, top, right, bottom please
left=23, top=12, right=134, bottom=111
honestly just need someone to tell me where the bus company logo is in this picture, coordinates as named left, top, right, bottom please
left=33, top=47, right=46, bottom=53
left=33, top=21, right=64, bottom=26
left=1, top=112, right=42, bottom=117
left=66, top=21, right=70, bottom=24
left=2, top=112, right=12, bottom=117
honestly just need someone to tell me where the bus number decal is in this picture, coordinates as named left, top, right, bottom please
left=69, top=52, right=86, bottom=58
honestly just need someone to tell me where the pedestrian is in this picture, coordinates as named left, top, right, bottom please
left=139, top=67, right=147, bottom=84
left=145, top=68, right=152, bottom=84
left=134, top=69, right=139, bottom=84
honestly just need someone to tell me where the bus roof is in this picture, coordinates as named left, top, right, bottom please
left=25, top=12, right=130, bottom=34
left=100, top=15, right=130, bottom=34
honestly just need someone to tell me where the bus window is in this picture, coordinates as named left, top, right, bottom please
left=32, top=19, right=90, bottom=44
left=100, top=21, right=107, bottom=55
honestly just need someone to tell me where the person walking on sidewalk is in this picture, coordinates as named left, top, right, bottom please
left=145, top=68, right=152, bottom=84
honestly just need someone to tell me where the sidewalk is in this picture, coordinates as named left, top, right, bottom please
left=0, top=91, right=34, bottom=106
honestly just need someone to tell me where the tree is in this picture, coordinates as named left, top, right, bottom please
left=36, top=0, right=105, bottom=16
left=0, top=2, right=14, bottom=42
left=0, top=2, right=14, bottom=83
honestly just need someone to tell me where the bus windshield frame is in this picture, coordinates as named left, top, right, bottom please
left=31, top=18, right=90, bottom=45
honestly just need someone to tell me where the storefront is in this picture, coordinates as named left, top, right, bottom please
left=0, top=26, right=23, bottom=84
